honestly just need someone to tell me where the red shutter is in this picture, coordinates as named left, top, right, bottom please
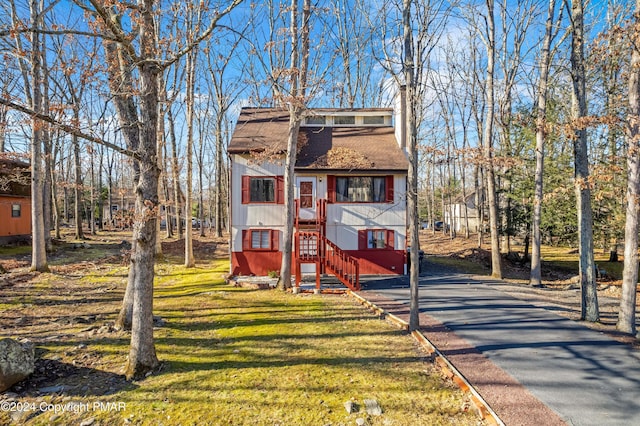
left=242, top=176, right=251, bottom=204
left=271, top=230, right=280, bottom=251
left=358, top=229, right=367, bottom=250
left=276, top=176, right=284, bottom=204
left=386, top=230, right=394, bottom=250
left=327, top=175, right=335, bottom=203
left=386, top=175, right=394, bottom=203
left=242, top=230, right=251, bottom=250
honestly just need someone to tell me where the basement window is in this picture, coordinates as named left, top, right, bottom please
left=243, top=229, right=280, bottom=251
left=358, top=229, right=394, bottom=250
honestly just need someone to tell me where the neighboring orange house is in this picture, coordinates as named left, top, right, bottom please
left=0, top=158, right=31, bottom=245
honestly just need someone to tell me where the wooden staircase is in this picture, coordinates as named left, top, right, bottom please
left=294, top=199, right=360, bottom=291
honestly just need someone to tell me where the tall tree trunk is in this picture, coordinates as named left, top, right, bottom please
left=29, top=0, right=48, bottom=272
left=483, top=0, right=502, bottom=279
left=198, top=130, right=206, bottom=238
left=89, top=143, right=96, bottom=235
left=124, top=5, right=161, bottom=377
left=51, top=137, right=62, bottom=240
left=103, top=40, right=141, bottom=332
left=40, top=35, right=53, bottom=252
left=403, top=0, right=420, bottom=331
left=530, top=0, right=557, bottom=286
left=278, top=112, right=302, bottom=290
left=155, top=84, right=165, bottom=255
left=278, top=0, right=310, bottom=290
left=475, top=165, right=484, bottom=247
left=97, top=146, right=104, bottom=231
left=0, top=104, right=6, bottom=153
left=617, top=0, right=640, bottom=335
left=184, top=46, right=196, bottom=268
left=162, top=139, right=173, bottom=238
left=215, top=112, right=224, bottom=238
left=167, top=107, right=183, bottom=237
left=63, top=155, right=70, bottom=224
left=570, top=0, right=599, bottom=322
left=73, top=108, right=84, bottom=240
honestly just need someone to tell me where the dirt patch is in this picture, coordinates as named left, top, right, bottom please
left=161, top=236, right=228, bottom=260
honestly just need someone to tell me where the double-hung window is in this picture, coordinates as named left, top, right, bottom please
left=242, top=176, right=284, bottom=204
left=250, top=178, right=275, bottom=202
left=329, top=176, right=393, bottom=203
left=358, top=229, right=394, bottom=250
left=251, top=230, right=272, bottom=249
left=11, top=204, right=21, bottom=218
left=243, top=229, right=280, bottom=251
left=367, top=230, right=387, bottom=249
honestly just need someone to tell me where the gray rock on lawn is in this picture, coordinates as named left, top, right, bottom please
left=344, top=400, right=359, bottom=414
left=0, top=338, right=35, bottom=392
left=364, top=399, right=382, bottom=415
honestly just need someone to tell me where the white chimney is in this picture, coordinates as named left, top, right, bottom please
left=394, top=84, right=407, bottom=154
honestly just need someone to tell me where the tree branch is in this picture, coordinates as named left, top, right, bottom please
left=160, top=0, right=243, bottom=70
left=0, top=98, right=140, bottom=162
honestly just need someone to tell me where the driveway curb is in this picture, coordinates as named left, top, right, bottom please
left=348, top=290, right=503, bottom=425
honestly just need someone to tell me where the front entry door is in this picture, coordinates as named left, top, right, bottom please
left=296, top=177, right=316, bottom=220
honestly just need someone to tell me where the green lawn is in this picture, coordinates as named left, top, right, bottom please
left=2, top=259, right=477, bottom=426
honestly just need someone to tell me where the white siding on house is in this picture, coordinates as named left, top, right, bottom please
left=231, top=155, right=286, bottom=252
left=231, top=156, right=407, bottom=254
left=325, top=176, right=407, bottom=250
left=444, top=193, right=481, bottom=233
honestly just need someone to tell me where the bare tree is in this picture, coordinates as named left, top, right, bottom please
left=531, top=0, right=563, bottom=286
left=495, top=0, right=537, bottom=254
left=205, top=27, right=246, bottom=238
left=184, top=44, right=197, bottom=268
left=29, top=0, right=49, bottom=272
left=618, top=0, right=640, bottom=335
left=276, top=0, right=311, bottom=290
left=480, top=0, right=503, bottom=279
left=1, top=0, right=242, bottom=378
left=329, top=0, right=379, bottom=107
left=570, top=0, right=599, bottom=322
left=403, top=0, right=420, bottom=331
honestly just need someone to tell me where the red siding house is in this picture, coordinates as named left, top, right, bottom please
left=0, top=157, right=31, bottom=245
left=228, top=106, right=409, bottom=290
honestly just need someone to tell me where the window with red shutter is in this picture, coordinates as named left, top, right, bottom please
left=242, top=176, right=283, bottom=204
left=386, top=175, right=394, bottom=203
left=276, top=176, right=284, bottom=204
left=358, top=229, right=367, bottom=250
left=386, top=230, right=395, bottom=249
left=241, top=176, right=251, bottom=204
left=243, top=229, right=280, bottom=251
left=242, top=229, right=251, bottom=250
left=327, top=175, right=336, bottom=203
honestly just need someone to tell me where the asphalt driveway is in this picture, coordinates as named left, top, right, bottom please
left=360, top=263, right=640, bottom=426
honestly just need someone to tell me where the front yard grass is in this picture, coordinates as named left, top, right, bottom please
left=1, top=255, right=478, bottom=426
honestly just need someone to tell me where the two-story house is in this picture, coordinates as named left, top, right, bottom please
left=228, top=106, right=409, bottom=290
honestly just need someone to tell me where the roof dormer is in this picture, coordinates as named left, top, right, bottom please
left=302, top=109, right=393, bottom=127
